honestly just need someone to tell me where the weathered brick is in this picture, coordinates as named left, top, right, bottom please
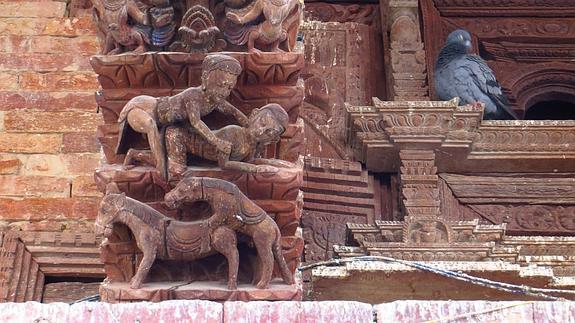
left=4, top=111, right=103, bottom=133
left=0, top=54, right=93, bottom=72
left=29, top=36, right=99, bottom=54
left=0, top=72, right=18, bottom=90
left=0, top=133, right=61, bottom=153
left=0, top=35, right=29, bottom=52
left=0, top=17, right=96, bottom=36
left=0, top=197, right=99, bottom=221
left=72, top=197, right=99, bottom=220
left=0, top=175, right=70, bottom=197
left=0, top=91, right=96, bottom=111
left=63, top=153, right=101, bottom=175
left=9, top=220, right=67, bottom=231
left=0, top=197, right=72, bottom=220
left=19, top=71, right=97, bottom=90
left=0, top=155, right=20, bottom=174
left=22, top=154, right=65, bottom=176
left=0, top=2, right=66, bottom=18
left=72, top=175, right=102, bottom=197
left=62, top=132, right=100, bottom=153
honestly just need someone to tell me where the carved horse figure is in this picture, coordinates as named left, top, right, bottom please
left=95, top=178, right=294, bottom=289
left=164, top=176, right=294, bottom=288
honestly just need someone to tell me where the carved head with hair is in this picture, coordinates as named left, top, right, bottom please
left=201, top=54, right=242, bottom=102
left=248, top=103, right=289, bottom=145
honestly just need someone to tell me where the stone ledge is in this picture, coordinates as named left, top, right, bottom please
left=1, top=300, right=575, bottom=322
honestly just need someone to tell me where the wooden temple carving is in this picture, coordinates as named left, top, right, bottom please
left=87, top=0, right=304, bottom=303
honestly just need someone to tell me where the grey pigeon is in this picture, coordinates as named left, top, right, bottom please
left=434, top=29, right=518, bottom=120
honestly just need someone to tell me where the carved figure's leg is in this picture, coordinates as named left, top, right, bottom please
left=247, top=30, right=261, bottom=53
left=272, top=231, right=294, bottom=284
left=124, top=149, right=155, bottom=168
left=252, top=227, right=275, bottom=289
left=126, top=109, right=166, bottom=179
left=130, top=233, right=158, bottom=289
left=132, top=32, right=147, bottom=54
left=165, top=126, right=188, bottom=177
left=104, top=35, right=116, bottom=55
left=211, top=226, right=239, bottom=290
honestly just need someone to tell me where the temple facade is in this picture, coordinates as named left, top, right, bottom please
left=1, top=0, right=575, bottom=310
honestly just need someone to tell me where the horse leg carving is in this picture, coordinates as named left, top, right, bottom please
left=211, top=226, right=239, bottom=290
left=130, top=233, right=158, bottom=289
left=252, top=229, right=275, bottom=289
left=272, top=230, right=294, bottom=284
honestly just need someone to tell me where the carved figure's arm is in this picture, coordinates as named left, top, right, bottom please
left=186, top=102, right=231, bottom=154
left=217, top=101, right=249, bottom=127
left=127, top=0, right=150, bottom=25
left=218, top=153, right=278, bottom=173
left=226, top=0, right=264, bottom=24
left=250, top=158, right=296, bottom=168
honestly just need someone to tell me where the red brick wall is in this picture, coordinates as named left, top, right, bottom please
left=0, top=0, right=102, bottom=233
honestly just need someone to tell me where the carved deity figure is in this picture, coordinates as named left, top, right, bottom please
left=125, top=103, right=293, bottom=176
left=225, top=0, right=302, bottom=51
left=95, top=176, right=295, bottom=289
left=116, top=54, right=249, bottom=179
left=408, top=221, right=448, bottom=243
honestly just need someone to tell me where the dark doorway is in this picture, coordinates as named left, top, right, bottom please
left=524, top=92, right=575, bottom=120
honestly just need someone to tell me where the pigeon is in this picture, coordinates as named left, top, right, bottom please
left=434, top=29, right=518, bottom=120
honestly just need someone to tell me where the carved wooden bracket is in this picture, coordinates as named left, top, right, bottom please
left=384, top=0, right=429, bottom=100
left=347, top=98, right=575, bottom=173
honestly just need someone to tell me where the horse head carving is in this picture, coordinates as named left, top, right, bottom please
left=95, top=192, right=126, bottom=237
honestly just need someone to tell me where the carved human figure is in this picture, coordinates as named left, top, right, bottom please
left=116, top=54, right=249, bottom=179
left=125, top=103, right=293, bottom=176
left=225, top=0, right=302, bottom=51
left=91, top=0, right=175, bottom=54
left=95, top=177, right=295, bottom=289
left=91, top=0, right=150, bottom=54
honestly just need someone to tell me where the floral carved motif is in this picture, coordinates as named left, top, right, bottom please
left=304, top=4, right=379, bottom=25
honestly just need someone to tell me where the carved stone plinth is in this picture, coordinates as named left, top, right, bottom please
left=100, top=279, right=302, bottom=303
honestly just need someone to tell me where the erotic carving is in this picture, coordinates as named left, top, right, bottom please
left=225, top=0, right=302, bottom=52
left=125, top=103, right=294, bottom=177
left=116, top=54, right=249, bottom=179
left=91, top=0, right=176, bottom=54
left=95, top=176, right=295, bottom=289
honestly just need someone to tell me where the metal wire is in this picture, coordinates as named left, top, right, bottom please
left=299, top=255, right=575, bottom=301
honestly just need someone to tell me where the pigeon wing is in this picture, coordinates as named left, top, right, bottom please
left=436, top=58, right=482, bottom=106
left=463, top=55, right=518, bottom=119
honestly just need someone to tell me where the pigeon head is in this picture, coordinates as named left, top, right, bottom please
left=445, top=29, right=472, bottom=52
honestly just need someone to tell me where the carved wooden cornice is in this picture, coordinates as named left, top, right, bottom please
left=432, top=0, right=575, bottom=17
left=347, top=98, right=575, bottom=173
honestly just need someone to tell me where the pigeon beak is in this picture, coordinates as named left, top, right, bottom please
left=464, top=40, right=472, bottom=49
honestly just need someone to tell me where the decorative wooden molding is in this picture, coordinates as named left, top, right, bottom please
left=347, top=98, right=575, bottom=173
left=0, top=231, right=104, bottom=303
left=383, top=0, right=429, bottom=100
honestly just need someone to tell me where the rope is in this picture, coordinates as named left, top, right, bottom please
left=299, top=256, right=575, bottom=301
left=69, top=294, right=100, bottom=304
